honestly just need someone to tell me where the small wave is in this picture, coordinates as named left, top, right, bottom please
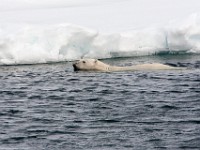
left=95, top=119, right=121, bottom=123
left=160, top=105, right=179, bottom=110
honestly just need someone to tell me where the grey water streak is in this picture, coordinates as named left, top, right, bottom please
left=0, top=55, right=200, bottom=150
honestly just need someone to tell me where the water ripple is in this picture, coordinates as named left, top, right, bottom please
left=0, top=57, right=200, bottom=149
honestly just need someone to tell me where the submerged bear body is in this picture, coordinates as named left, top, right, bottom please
left=73, top=59, right=184, bottom=72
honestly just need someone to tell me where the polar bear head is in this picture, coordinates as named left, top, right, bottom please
left=73, top=59, right=108, bottom=71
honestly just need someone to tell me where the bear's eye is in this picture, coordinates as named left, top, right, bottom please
left=82, top=61, right=86, bottom=63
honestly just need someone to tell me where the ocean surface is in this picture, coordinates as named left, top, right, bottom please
left=1, top=0, right=200, bottom=149
left=0, top=54, right=200, bottom=150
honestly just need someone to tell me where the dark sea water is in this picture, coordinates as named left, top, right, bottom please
left=0, top=54, right=200, bottom=150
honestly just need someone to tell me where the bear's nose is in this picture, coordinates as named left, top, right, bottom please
left=73, top=63, right=79, bottom=71
left=73, top=63, right=77, bottom=68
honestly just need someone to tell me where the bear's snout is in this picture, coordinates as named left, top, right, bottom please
left=73, top=62, right=79, bottom=71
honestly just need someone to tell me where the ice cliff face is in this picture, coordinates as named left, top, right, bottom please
left=0, top=0, right=200, bottom=65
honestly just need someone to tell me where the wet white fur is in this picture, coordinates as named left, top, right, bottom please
left=73, top=59, right=183, bottom=72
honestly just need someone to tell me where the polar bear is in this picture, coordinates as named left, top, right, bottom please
left=73, top=59, right=184, bottom=72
